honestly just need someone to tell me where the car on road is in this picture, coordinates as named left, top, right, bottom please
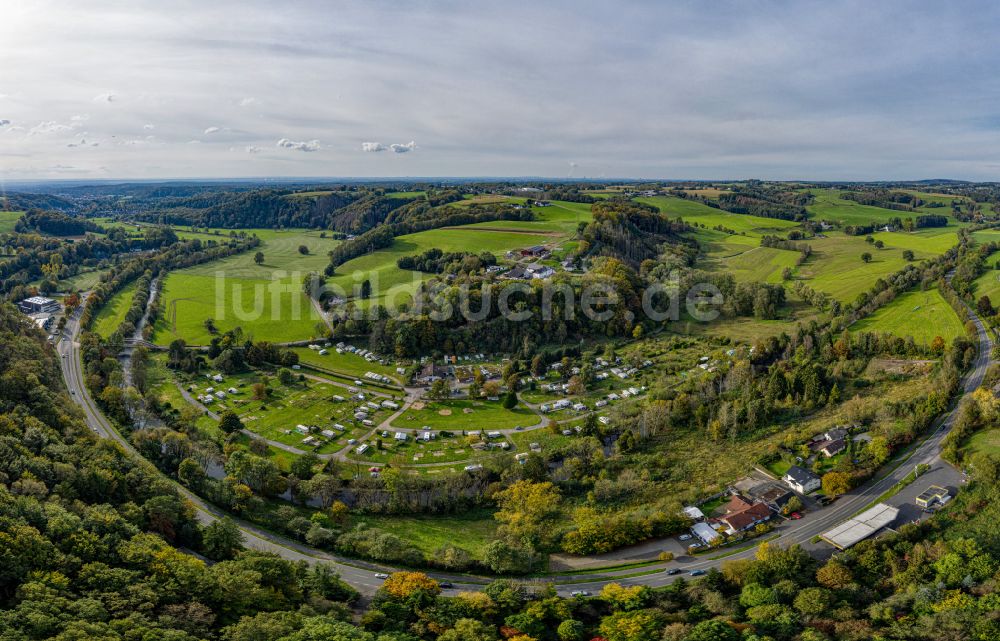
left=665, top=568, right=681, bottom=575
left=689, top=569, right=706, bottom=576
left=678, top=534, right=692, bottom=541
left=438, top=582, right=453, bottom=589
left=788, top=512, right=803, bottom=520
left=570, top=590, right=590, bottom=597
left=374, top=573, right=389, bottom=579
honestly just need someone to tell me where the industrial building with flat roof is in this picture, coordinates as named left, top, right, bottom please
left=820, top=503, right=899, bottom=550
left=18, top=296, right=60, bottom=314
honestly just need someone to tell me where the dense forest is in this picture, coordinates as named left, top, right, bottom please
left=15, top=210, right=105, bottom=236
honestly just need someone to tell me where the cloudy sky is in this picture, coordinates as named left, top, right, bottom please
left=2, top=0, right=1000, bottom=181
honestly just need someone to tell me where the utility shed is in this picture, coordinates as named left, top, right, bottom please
left=821, top=503, right=899, bottom=550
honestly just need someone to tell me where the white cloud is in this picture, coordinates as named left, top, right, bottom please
left=93, top=92, right=116, bottom=103
left=143, top=123, right=155, bottom=130
left=67, top=138, right=99, bottom=148
left=390, top=141, right=416, bottom=153
left=70, top=114, right=89, bottom=122
left=362, top=141, right=386, bottom=152
left=0, top=119, right=9, bottom=127
left=239, top=97, right=258, bottom=107
left=246, top=144, right=262, bottom=154
left=204, top=126, right=221, bottom=134
left=29, top=121, right=74, bottom=135
left=276, top=138, right=320, bottom=152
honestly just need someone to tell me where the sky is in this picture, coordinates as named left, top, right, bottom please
left=2, top=0, right=1000, bottom=181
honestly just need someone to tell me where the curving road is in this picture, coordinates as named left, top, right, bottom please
left=57, top=290, right=993, bottom=596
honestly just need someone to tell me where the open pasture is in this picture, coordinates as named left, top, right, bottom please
left=92, top=281, right=139, bottom=337
left=0, top=211, right=22, bottom=233
left=850, top=286, right=964, bottom=344
left=326, top=226, right=553, bottom=307
left=152, top=230, right=339, bottom=345
left=638, top=195, right=799, bottom=235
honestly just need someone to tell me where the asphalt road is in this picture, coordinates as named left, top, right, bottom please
left=56, top=293, right=992, bottom=597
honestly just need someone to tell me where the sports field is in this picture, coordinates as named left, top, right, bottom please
left=850, top=286, right=965, bottom=344
left=152, top=230, right=339, bottom=345
left=92, top=281, right=138, bottom=337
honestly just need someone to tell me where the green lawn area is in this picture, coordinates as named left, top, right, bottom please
left=92, top=281, right=138, bottom=337
left=391, top=399, right=537, bottom=431
left=152, top=230, right=339, bottom=345
left=850, top=286, right=965, bottom=345
left=354, top=509, right=498, bottom=559
left=967, top=429, right=1000, bottom=456
left=0, top=211, right=22, bottom=233
left=60, top=270, right=104, bottom=291
left=385, top=190, right=426, bottom=199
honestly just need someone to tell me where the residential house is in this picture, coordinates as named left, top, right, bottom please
left=784, top=465, right=821, bottom=494
left=820, top=438, right=847, bottom=458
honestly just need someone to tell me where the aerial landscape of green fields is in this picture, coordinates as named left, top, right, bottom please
left=5, top=2, right=1000, bottom=640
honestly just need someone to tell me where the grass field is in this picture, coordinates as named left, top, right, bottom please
left=797, top=233, right=944, bottom=302
left=972, top=263, right=1000, bottom=303
left=92, top=281, right=138, bottom=337
left=850, top=286, right=965, bottom=344
left=806, top=189, right=911, bottom=226
left=152, top=230, right=339, bottom=345
left=0, top=211, right=21, bottom=233
left=61, top=270, right=104, bottom=291
left=327, top=226, right=554, bottom=307
left=637, top=195, right=799, bottom=235
left=967, top=429, right=1000, bottom=456
left=354, top=509, right=498, bottom=559
left=390, top=398, right=537, bottom=431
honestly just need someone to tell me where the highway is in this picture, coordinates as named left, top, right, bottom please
left=56, top=292, right=993, bottom=596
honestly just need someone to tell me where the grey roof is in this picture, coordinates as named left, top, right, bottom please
left=784, top=465, right=819, bottom=485
left=821, top=503, right=899, bottom=549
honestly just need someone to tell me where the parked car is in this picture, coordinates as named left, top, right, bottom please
left=689, top=569, right=706, bottom=576
left=678, top=534, right=692, bottom=541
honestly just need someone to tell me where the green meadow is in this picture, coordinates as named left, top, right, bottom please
left=327, top=226, right=554, bottom=307
left=152, top=230, right=339, bottom=345
left=850, top=286, right=965, bottom=344
left=0, top=211, right=22, bottom=233
left=92, top=281, right=139, bottom=337
left=637, top=195, right=799, bottom=235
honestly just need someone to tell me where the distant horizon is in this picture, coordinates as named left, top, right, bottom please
left=3, top=1, right=1000, bottom=181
